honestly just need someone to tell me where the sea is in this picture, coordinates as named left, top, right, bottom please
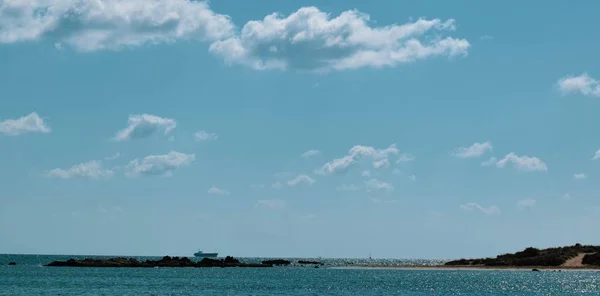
left=2, top=254, right=600, bottom=295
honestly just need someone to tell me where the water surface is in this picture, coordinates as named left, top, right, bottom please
left=2, top=254, right=599, bottom=295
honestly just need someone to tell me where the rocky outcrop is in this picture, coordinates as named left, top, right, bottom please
left=46, top=256, right=270, bottom=268
left=8, top=262, right=16, bottom=266
left=262, top=259, right=291, bottom=266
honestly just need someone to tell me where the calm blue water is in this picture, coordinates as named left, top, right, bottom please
left=2, top=255, right=600, bottom=295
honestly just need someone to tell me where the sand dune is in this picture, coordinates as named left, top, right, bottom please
left=562, top=253, right=593, bottom=267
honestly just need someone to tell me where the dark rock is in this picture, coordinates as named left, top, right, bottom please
left=198, top=258, right=221, bottom=266
left=197, top=257, right=244, bottom=267
left=298, top=260, right=322, bottom=265
left=8, top=262, right=16, bottom=266
left=262, top=259, right=291, bottom=266
left=46, top=256, right=270, bottom=268
left=224, top=256, right=240, bottom=264
left=532, top=268, right=540, bottom=272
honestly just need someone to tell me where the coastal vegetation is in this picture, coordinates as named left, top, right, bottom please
left=582, top=253, right=600, bottom=266
left=445, top=244, right=600, bottom=267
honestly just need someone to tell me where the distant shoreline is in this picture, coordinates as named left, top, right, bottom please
left=337, top=265, right=600, bottom=271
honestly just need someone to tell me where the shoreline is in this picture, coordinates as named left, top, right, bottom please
left=336, top=265, right=600, bottom=271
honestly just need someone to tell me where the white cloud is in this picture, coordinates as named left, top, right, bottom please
left=194, top=130, right=218, bottom=141
left=365, top=178, right=394, bottom=192
left=495, top=153, right=547, bottom=172
left=209, top=7, right=469, bottom=71
left=563, top=193, right=572, bottom=200
left=361, top=170, right=371, bottom=177
left=452, top=141, right=492, bottom=158
left=125, top=151, right=195, bottom=177
left=396, top=153, right=415, bottom=163
left=0, top=112, right=51, bottom=136
left=372, top=158, right=390, bottom=168
left=516, top=198, right=536, bottom=209
left=408, top=174, right=416, bottom=182
left=557, top=73, right=600, bottom=97
left=0, top=0, right=235, bottom=51
left=2, top=3, right=469, bottom=72
left=47, top=160, right=113, bottom=180
left=337, top=184, right=360, bottom=191
left=480, top=35, right=494, bottom=41
left=481, top=157, right=498, bottom=167
left=460, top=203, right=500, bottom=215
left=301, top=149, right=321, bottom=158
left=115, top=114, right=176, bottom=141
left=287, top=174, right=315, bottom=186
left=315, top=155, right=355, bottom=175
left=256, top=199, right=286, bottom=210
left=573, top=173, right=587, bottom=180
left=593, top=150, right=600, bottom=160
left=208, top=186, right=230, bottom=196
left=271, top=182, right=283, bottom=189
left=316, top=144, right=399, bottom=175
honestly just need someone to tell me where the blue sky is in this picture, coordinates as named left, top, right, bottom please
left=1, top=0, right=600, bottom=259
